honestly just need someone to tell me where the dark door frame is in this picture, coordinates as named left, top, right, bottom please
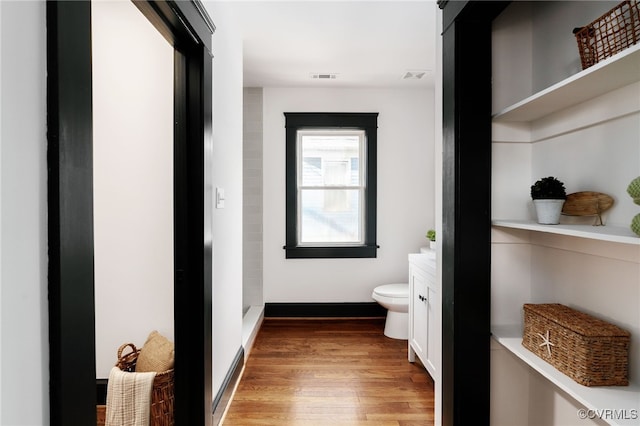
left=438, top=1, right=509, bottom=425
left=47, top=1, right=214, bottom=424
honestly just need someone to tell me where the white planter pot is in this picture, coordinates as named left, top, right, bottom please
left=429, top=241, right=436, bottom=250
left=533, top=199, right=565, bottom=224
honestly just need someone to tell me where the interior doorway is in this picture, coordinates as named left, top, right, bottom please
left=46, top=1, right=214, bottom=424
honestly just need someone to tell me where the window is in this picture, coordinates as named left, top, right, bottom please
left=284, top=113, right=378, bottom=258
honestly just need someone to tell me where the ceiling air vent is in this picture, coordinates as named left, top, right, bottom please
left=402, top=70, right=428, bottom=80
left=311, top=73, right=337, bottom=79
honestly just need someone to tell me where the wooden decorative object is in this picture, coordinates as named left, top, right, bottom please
left=561, top=191, right=614, bottom=225
left=522, top=304, right=630, bottom=387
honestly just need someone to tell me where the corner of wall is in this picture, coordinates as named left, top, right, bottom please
left=0, top=1, right=49, bottom=424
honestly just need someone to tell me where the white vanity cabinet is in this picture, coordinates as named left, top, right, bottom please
left=408, top=253, right=438, bottom=379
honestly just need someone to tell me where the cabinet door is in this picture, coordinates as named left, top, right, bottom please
left=425, top=284, right=438, bottom=377
left=410, top=267, right=429, bottom=362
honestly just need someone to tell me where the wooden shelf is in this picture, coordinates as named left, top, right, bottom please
left=493, top=44, right=640, bottom=123
left=492, top=325, right=640, bottom=426
left=492, top=220, right=640, bottom=245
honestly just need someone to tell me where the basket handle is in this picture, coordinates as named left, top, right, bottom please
left=117, top=343, right=137, bottom=361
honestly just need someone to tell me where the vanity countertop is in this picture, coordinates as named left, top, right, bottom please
left=408, top=251, right=436, bottom=272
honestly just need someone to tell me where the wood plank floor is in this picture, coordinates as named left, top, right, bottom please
left=222, top=318, right=434, bottom=425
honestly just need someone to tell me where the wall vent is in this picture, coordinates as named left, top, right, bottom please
left=311, top=73, right=337, bottom=79
left=402, top=70, right=428, bottom=80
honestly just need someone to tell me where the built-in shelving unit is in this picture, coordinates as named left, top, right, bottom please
left=492, top=220, right=640, bottom=245
left=491, top=6, right=640, bottom=423
left=493, top=43, right=640, bottom=123
left=492, top=325, right=640, bottom=426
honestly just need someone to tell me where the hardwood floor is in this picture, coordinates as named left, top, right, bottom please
left=222, top=318, right=434, bottom=425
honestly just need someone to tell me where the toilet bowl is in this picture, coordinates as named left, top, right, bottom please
left=372, top=283, right=409, bottom=340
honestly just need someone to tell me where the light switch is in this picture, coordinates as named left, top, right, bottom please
left=216, top=187, right=225, bottom=209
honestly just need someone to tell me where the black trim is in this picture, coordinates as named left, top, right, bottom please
left=440, top=2, right=510, bottom=426
left=265, top=302, right=386, bottom=318
left=96, top=379, right=108, bottom=405
left=173, top=47, right=211, bottom=426
left=172, top=0, right=215, bottom=50
left=284, top=112, right=378, bottom=259
left=285, top=112, right=379, bottom=129
left=283, top=245, right=378, bottom=259
left=47, top=2, right=96, bottom=424
left=134, top=1, right=215, bottom=53
left=168, top=4, right=214, bottom=424
left=212, top=347, right=245, bottom=426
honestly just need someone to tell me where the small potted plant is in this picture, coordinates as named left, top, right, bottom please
left=530, top=176, right=567, bottom=224
left=426, top=229, right=436, bottom=250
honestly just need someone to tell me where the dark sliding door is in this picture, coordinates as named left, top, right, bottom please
left=47, top=1, right=214, bottom=424
left=438, top=1, right=509, bottom=425
left=169, top=23, right=215, bottom=426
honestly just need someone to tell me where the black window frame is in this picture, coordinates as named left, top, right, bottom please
left=284, top=112, right=378, bottom=259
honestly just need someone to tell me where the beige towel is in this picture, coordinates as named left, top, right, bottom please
left=106, top=367, right=156, bottom=426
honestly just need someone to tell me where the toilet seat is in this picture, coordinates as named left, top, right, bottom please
left=373, top=283, right=408, bottom=298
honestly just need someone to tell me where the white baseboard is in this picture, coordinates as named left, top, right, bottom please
left=242, top=305, right=264, bottom=361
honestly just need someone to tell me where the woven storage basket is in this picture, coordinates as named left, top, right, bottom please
left=573, top=0, right=640, bottom=69
left=522, top=304, right=630, bottom=386
left=98, top=343, right=174, bottom=426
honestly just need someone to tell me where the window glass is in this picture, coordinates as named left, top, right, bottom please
left=298, top=131, right=364, bottom=245
left=300, top=189, right=361, bottom=243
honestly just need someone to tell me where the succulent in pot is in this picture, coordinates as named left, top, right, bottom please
left=530, top=176, right=567, bottom=224
left=531, top=176, right=567, bottom=200
left=426, top=229, right=436, bottom=250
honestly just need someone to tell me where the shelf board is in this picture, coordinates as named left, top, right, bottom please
left=493, top=44, right=640, bottom=123
left=492, top=220, right=640, bottom=245
left=492, top=325, right=640, bottom=426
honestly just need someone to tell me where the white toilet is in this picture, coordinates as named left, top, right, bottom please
left=372, top=283, right=409, bottom=340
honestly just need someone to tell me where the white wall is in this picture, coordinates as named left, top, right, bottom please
left=203, top=0, right=244, bottom=398
left=92, top=0, right=175, bottom=379
left=0, top=1, right=49, bottom=424
left=263, top=88, right=434, bottom=303
left=433, top=7, right=443, bottom=426
left=492, top=1, right=532, bottom=114
left=531, top=88, right=639, bottom=227
left=243, top=88, right=264, bottom=312
left=530, top=1, right=617, bottom=93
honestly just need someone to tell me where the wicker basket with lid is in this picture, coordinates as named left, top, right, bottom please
left=522, top=303, right=630, bottom=386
